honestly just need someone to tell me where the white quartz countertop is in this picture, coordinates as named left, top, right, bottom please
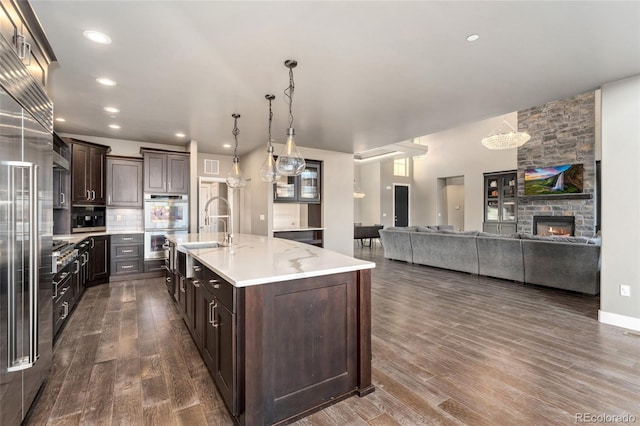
left=53, top=230, right=144, bottom=244
left=165, top=233, right=375, bottom=287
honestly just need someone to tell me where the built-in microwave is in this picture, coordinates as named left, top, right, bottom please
left=71, top=206, right=106, bottom=233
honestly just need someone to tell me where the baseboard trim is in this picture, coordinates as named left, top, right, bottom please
left=598, top=310, right=640, bottom=332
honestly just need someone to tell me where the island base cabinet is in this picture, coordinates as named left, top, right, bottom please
left=240, top=270, right=373, bottom=425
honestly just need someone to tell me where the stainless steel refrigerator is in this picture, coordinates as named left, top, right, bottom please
left=0, top=86, right=53, bottom=423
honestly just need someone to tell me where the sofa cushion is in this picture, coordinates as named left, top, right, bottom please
left=519, top=234, right=590, bottom=244
left=410, top=232, right=479, bottom=274
left=438, top=229, right=479, bottom=236
left=476, top=236, right=524, bottom=282
left=378, top=229, right=413, bottom=263
left=416, top=226, right=436, bottom=233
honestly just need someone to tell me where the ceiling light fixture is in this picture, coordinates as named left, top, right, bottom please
left=226, top=113, right=247, bottom=189
left=353, top=151, right=404, bottom=163
left=108, top=124, right=121, bottom=129
left=466, top=34, right=480, bottom=42
left=104, top=106, right=119, bottom=113
left=223, top=144, right=231, bottom=149
left=55, top=117, right=66, bottom=122
left=259, top=94, right=280, bottom=183
left=275, top=59, right=305, bottom=176
left=96, top=77, right=116, bottom=86
left=481, top=121, right=531, bottom=150
left=83, top=30, right=112, bottom=44
left=175, top=132, right=186, bottom=138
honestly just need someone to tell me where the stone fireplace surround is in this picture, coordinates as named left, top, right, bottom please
left=516, top=91, right=596, bottom=238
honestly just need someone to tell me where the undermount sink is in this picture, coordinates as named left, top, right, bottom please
left=178, top=241, right=225, bottom=252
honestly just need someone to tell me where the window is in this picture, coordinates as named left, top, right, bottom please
left=394, top=157, right=409, bottom=177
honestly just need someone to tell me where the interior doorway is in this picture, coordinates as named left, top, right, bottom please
left=393, top=184, right=410, bottom=227
left=437, top=176, right=464, bottom=231
left=198, top=177, right=230, bottom=233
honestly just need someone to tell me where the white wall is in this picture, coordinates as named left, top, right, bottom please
left=411, top=113, right=517, bottom=230
left=355, top=162, right=381, bottom=225
left=599, top=75, right=640, bottom=331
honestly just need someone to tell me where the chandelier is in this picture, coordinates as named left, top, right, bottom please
left=482, top=120, right=531, bottom=150
left=353, top=180, right=366, bottom=199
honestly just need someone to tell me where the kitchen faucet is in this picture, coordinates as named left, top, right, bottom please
left=203, top=195, right=233, bottom=245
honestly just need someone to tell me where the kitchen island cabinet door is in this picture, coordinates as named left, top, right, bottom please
left=201, top=287, right=238, bottom=416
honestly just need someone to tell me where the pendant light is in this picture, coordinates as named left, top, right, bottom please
left=275, top=59, right=305, bottom=176
left=226, top=113, right=248, bottom=188
left=259, top=94, right=281, bottom=183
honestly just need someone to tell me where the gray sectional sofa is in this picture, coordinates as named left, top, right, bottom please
left=378, top=226, right=601, bottom=295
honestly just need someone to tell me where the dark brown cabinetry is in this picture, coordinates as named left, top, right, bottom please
left=143, top=151, right=189, bottom=194
left=88, top=235, right=110, bottom=285
left=53, top=168, right=69, bottom=209
left=483, top=170, right=517, bottom=235
left=274, top=159, right=321, bottom=203
left=106, top=157, right=143, bottom=207
left=71, top=141, right=109, bottom=205
left=0, top=0, right=56, bottom=88
left=110, top=233, right=143, bottom=276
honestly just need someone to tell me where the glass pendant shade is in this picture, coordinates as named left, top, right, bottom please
left=259, top=146, right=280, bottom=183
left=226, top=157, right=247, bottom=188
left=276, top=129, right=305, bottom=176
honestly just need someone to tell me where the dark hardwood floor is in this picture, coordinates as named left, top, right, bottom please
left=27, top=244, right=640, bottom=425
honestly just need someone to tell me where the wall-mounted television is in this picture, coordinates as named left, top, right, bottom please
left=524, top=163, right=584, bottom=195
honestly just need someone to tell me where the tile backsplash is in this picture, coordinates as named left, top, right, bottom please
left=106, top=208, right=144, bottom=231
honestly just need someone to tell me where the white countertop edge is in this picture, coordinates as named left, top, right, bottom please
left=272, top=227, right=325, bottom=232
left=192, top=253, right=375, bottom=287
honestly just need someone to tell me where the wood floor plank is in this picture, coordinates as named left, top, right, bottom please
left=79, top=359, right=117, bottom=425
left=368, top=412, right=402, bottom=426
left=143, top=400, right=175, bottom=426
left=175, top=404, right=208, bottom=426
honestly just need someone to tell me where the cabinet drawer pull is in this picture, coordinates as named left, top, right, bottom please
left=209, top=298, right=218, bottom=327
left=122, top=237, right=133, bottom=241
left=62, top=302, right=69, bottom=319
left=166, top=277, right=171, bottom=283
left=180, top=278, right=185, bottom=293
left=121, top=249, right=134, bottom=253
left=193, top=265, right=201, bottom=272
left=193, top=279, right=200, bottom=288
left=121, top=265, right=134, bottom=269
left=209, top=279, right=220, bottom=289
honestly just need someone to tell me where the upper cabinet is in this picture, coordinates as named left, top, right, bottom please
left=274, top=160, right=321, bottom=203
left=106, top=157, right=143, bottom=208
left=143, top=151, right=189, bottom=195
left=71, top=140, right=109, bottom=205
left=0, top=0, right=56, bottom=88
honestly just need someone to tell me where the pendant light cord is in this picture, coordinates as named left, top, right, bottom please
left=232, top=114, right=240, bottom=158
left=284, top=65, right=295, bottom=128
left=268, top=97, right=273, bottom=148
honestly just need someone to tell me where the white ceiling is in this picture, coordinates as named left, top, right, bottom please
left=32, top=1, right=640, bottom=156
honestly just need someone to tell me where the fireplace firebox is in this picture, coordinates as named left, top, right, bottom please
left=533, top=216, right=575, bottom=236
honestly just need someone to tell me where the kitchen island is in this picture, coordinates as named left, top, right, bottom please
left=165, top=233, right=375, bottom=425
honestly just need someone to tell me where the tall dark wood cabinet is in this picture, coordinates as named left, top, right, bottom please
left=483, top=170, right=517, bottom=235
left=71, top=140, right=109, bottom=205
left=88, top=235, right=110, bottom=285
left=142, top=151, right=189, bottom=194
left=106, top=157, right=143, bottom=207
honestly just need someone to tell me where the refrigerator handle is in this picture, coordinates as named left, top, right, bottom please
left=4, top=161, right=38, bottom=371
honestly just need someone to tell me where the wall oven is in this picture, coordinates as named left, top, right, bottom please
left=144, top=194, right=188, bottom=260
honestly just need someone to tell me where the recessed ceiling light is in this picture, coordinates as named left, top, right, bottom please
left=83, top=30, right=111, bottom=45
left=109, top=124, right=121, bottom=129
left=466, top=34, right=480, bottom=42
left=55, top=117, right=66, bottom=122
left=104, top=106, right=119, bottom=113
left=175, top=132, right=186, bottom=138
left=223, top=143, right=232, bottom=149
left=96, top=77, right=117, bottom=86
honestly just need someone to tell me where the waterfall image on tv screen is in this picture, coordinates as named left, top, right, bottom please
left=524, top=164, right=584, bottom=195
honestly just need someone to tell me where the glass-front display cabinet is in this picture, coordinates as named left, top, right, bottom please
left=273, top=160, right=321, bottom=204
left=483, top=170, right=517, bottom=235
